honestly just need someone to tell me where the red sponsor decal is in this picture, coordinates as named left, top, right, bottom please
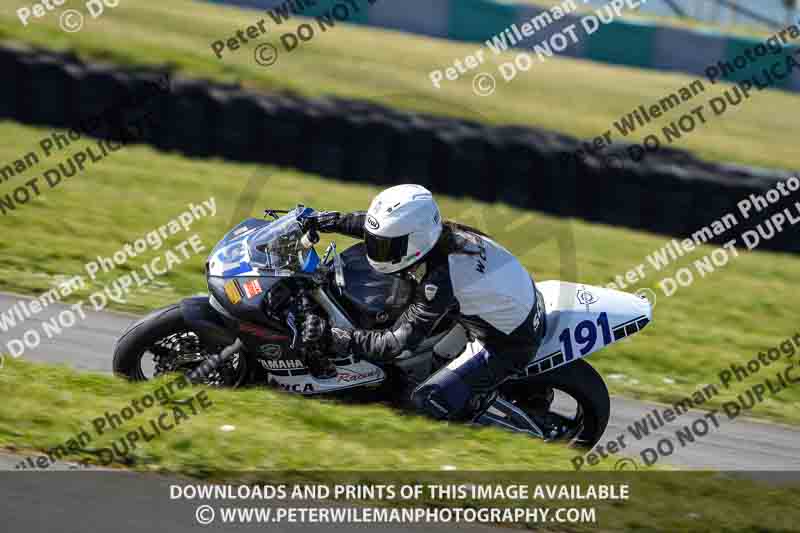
left=243, top=279, right=263, bottom=299
left=239, top=322, right=289, bottom=340
left=336, top=369, right=379, bottom=383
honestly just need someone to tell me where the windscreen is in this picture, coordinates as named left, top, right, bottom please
left=249, top=212, right=305, bottom=275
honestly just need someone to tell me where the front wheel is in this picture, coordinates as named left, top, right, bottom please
left=497, top=359, right=610, bottom=449
left=113, top=304, right=247, bottom=387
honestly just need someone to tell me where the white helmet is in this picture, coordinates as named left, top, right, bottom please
left=363, top=184, right=443, bottom=274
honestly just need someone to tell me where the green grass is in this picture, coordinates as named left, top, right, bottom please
left=0, top=357, right=578, bottom=471
left=0, top=0, right=799, bottom=171
left=1, top=120, right=800, bottom=427
left=3, top=357, right=800, bottom=532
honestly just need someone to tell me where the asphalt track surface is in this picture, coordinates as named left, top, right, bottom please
left=2, top=292, right=800, bottom=471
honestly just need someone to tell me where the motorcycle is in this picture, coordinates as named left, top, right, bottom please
left=113, top=206, right=652, bottom=447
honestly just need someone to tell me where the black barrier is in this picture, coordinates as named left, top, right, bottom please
left=387, top=116, right=436, bottom=188
left=70, top=65, right=127, bottom=140
left=306, top=98, right=349, bottom=180
left=162, top=79, right=222, bottom=157
left=342, top=113, right=394, bottom=184
left=262, top=94, right=310, bottom=168
left=0, top=45, right=23, bottom=121
left=487, top=131, right=535, bottom=208
left=1, top=44, right=798, bottom=254
left=214, top=91, right=260, bottom=161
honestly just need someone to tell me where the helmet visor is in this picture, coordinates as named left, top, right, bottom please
left=365, top=231, right=409, bottom=265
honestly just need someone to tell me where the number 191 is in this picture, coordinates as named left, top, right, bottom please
left=558, top=312, right=611, bottom=361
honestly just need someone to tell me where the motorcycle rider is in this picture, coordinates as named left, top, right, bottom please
left=303, top=184, right=546, bottom=421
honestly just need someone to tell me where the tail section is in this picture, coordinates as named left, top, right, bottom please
left=528, top=281, right=652, bottom=375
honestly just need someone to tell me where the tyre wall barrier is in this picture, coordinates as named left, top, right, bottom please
left=1, top=44, right=798, bottom=254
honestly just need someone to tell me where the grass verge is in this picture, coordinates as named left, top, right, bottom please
left=2, top=357, right=799, bottom=532
left=0, top=0, right=798, bottom=170
left=0, top=357, right=581, bottom=471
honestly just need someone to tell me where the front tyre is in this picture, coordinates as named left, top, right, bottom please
left=113, top=304, right=246, bottom=386
left=500, top=359, right=610, bottom=449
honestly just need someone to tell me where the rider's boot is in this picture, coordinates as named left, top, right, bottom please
left=307, top=351, right=337, bottom=380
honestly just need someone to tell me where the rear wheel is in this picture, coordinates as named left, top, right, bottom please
left=113, top=304, right=247, bottom=387
left=498, top=359, right=610, bottom=448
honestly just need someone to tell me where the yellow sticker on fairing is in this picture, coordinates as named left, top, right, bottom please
left=224, top=280, right=242, bottom=304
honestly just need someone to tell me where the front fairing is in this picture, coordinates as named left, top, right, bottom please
left=207, top=208, right=314, bottom=279
left=207, top=218, right=270, bottom=278
left=205, top=208, right=321, bottom=321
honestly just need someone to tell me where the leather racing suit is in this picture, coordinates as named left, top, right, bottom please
left=320, top=212, right=546, bottom=421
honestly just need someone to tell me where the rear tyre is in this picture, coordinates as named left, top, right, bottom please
left=501, top=359, right=610, bottom=449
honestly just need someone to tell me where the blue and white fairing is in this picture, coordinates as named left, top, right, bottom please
left=527, top=281, right=653, bottom=376
left=204, top=208, right=388, bottom=396
left=207, top=218, right=270, bottom=278
left=207, top=208, right=319, bottom=279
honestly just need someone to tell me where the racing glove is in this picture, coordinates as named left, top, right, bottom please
left=301, top=314, right=327, bottom=344
left=329, top=327, right=354, bottom=357
left=315, top=211, right=366, bottom=239
left=313, top=211, right=342, bottom=233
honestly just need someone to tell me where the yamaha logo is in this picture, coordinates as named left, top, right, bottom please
left=366, top=215, right=380, bottom=230
left=261, top=358, right=305, bottom=370
left=258, top=344, right=283, bottom=359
